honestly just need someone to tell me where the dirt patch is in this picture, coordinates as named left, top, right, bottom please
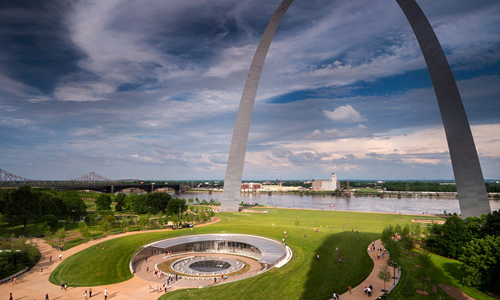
left=416, top=290, right=430, bottom=296
left=438, top=283, right=473, bottom=300
left=412, top=219, right=445, bottom=224
left=240, top=209, right=266, bottom=213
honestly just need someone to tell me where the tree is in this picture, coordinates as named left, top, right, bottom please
left=120, top=218, right=129, bottom=232
left=63, top=196, right=87, bottom=222
left=115, top=193, right=126, bottom=212
left=95, top=194, right=112, bottom=211
left=55, top=227, right=67, bottom=247
left=78, top=221, right=90, bottom=240
left=4, top=186, right=40, bottom=227
left=147, top=193, right=171, bottom=214
left=425, top=216, right=472, bottom=259
left=459, top=235, right=500, bottom=293
left=400, top=224, right=414, bottom=254
left=481, top=210, right=500, bottom=237
left=130, top=194, right=149, bottom=214
left=417, top=252, right=432, bottom=291
left=166, top=198, right=187, bottom=216
left=377, top=265, right=392, bottom=291
left=138, top=214, right=150, bottom=230
left=381, top=225, right=395, bottom=249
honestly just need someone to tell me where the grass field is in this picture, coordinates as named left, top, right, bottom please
left=48, top=208, right=497, bottom=300
left=50, top=208, right=410, bottom=299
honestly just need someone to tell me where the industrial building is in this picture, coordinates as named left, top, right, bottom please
left=312, top=173, right=339, bottom=191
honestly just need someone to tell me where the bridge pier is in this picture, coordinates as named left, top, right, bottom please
left=111, top=185, right=114, bottom=194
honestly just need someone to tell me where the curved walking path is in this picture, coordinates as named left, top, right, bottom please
left=0, top=217, right=220, bottom=300
left=2, top=218, right=393, bottom=300
left=332, top=239, right=392, bottom=300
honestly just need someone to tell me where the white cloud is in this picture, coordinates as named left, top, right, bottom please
left=323, top=105, right=365, bottom=122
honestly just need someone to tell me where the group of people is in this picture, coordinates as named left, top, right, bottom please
left=82, top=287, right=94, bottom=299
left=148, top=284, right=168, bottom=293
left=364, top=284, right=374, bottom=297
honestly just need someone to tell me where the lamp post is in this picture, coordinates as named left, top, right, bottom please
left=393, top=261, right=397, bottom=285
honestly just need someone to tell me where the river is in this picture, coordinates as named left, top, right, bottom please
left=175, top=192, right=500, bottom=215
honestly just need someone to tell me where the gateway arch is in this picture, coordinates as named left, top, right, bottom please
left=221, top=0, right=491, bottom=218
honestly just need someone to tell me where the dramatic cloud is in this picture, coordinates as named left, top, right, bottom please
left=0, top=0, right=499, bottom=180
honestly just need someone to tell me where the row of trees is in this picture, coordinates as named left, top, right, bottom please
left=425, top=212, right=500, bottom=259
left=424, top=211, right=500, bottom=293
left=0, top=186, right=87, bottom=228
left=0, top=236, right=41, bottom=279
left=95, top=192, right=188, bottom=215
left=378, top=181, right=500, bottom=193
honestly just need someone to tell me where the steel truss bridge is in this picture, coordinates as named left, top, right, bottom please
left=0, top=169, right=184, bottom=194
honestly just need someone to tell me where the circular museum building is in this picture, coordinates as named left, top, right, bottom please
left=131, top=234, right=290, bottom=283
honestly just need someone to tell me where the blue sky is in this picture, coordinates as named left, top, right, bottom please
left=0, top=0, right=499, bottom=181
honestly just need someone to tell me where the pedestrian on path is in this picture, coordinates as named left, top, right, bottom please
left=9, top=293, right=13, bottom=300
left=89, top=288, right=92, bottom=297
left=45, top=292, right=49, bottom=300
left=104, top=288, right=108, bottom=300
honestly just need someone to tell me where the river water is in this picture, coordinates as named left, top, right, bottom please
left=177, top=192, right=500, bottom=215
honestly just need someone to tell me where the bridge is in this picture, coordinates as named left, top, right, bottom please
left=0, top=169, right=185, bottom=194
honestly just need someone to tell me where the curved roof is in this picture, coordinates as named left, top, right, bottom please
left=144, top=234, right=286, bottom=265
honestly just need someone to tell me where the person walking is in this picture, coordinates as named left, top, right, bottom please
left=9, top=293, right=13, bottom=300
left=89, top=288, right=92, bottom=298
left=104, top=288, right=108, bottom=300
left=84, top=290, right=88, bottom=300
left=45, top=293, right=49, bottom=300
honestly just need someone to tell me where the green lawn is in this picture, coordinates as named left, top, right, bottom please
left=385, top=249, right=496, bottom=300
left=50, top=208, right=409, bottom=299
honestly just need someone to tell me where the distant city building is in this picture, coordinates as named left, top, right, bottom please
left=241, top=182, right=262, bottom=191
left=312, top=173, right=339, bottom=191
left=262, top=185, right=300, bottom=192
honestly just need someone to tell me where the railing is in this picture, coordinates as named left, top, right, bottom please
left=0, top=267, right=29, bottom=284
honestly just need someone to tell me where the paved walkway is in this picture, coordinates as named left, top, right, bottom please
left=1, top=218, right=394, bottom=300
left=0, top=218, right=220, bottom=300
left=332, top=239, right=393, bottom=300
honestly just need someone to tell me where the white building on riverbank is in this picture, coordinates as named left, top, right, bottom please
left=312, top=173, right=339, bottom=191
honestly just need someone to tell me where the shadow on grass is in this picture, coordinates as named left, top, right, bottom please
left=442, top=262, right=466, bottom=283
left=299, top=231, right=378, bottom=300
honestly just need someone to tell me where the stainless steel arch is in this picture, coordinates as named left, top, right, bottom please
left=222, top=0, right=491, bottom=218
left=221, top=0, right=294, bottom=212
